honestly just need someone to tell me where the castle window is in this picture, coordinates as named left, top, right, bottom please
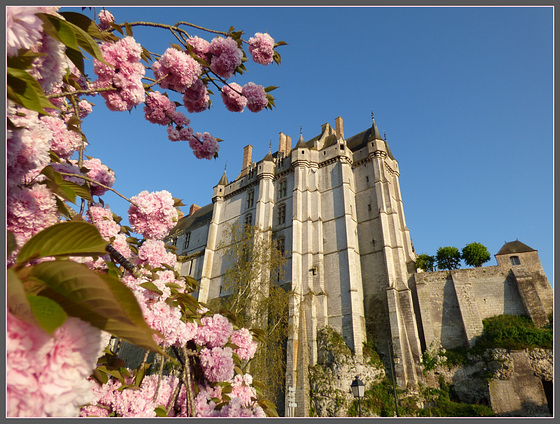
left=276, top=237, right=285, bottom=256
left=183, top=232, right=190, bottom=250
left=278, top=179, right=287, bottom=199
left=244, top=213, right=252, bottom=228
left=368, top=204, right=372, bottom=212
left=366, top=176, right=369, bottom=183
left=246, top=190, right=254, bottom=209
left=510, top=256, right=521, bottom=265
left=278, top=204, right=286, bottom=225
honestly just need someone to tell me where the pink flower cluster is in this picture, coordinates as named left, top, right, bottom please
left=189, top=132, right=219, bottom=160
left=242, top=82, right=269, bottom=112
left=137, top=239, right=177, bottom=268
left=51, top=162, right=85, bottom=185
left=88, top=204, right=131, bottom=259
left=93, top=36, right=145, bottom=111
left=82, top=158, right=116, bottom=196
left=209, top=37, right=243, bottom=79
left=97, top=9, right=115, bottom=31
left=194, top=314, right=233, bottom=348
left=182, top=79, right=210, bottom=113
left=40, top=116, right=82, bottom=159
left=7, top=184, right=58, bottom=249
left=128, top=190, right=178, bottom=240
left=152, top=48, right=202, bottom=93
left=248, top=32, right=275, bottom=65
left=81, top=374, right=187, bottom=417
left=187, top=36, right=211, bottom=62
left=221, top=83, right=247, bottom=112
left=7, top=312, right=109, bottom=417
left=144, top=91, right=194, bottom=142
left=29, top=32, right=68, bottom=94
left=195, top=381, right=265, bottom=418
left=230, top=328, right=258, bottom=361
left=6, top=7, right=44, bottom=57
left=199, top=347, right=235, bottom=382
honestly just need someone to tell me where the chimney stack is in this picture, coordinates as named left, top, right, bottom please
left=189, top=204, right=201, bottom=216
left=242, top=145, right=253, bottom=171
left=279, top=132, right=287, bottom=155
left=335, top=116, right=344, bottom=139
left=286, top=135, right=292, bottom=152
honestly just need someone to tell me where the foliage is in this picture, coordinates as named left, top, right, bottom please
left=442, top=345, right=472, bottom=367
left=415, top=254, right=436, bottom=272
left=461, top=242, right=491, bottom=267
left=435, top=246, right=462, bottom=270
left=211, top=223, right=290, bottom=405
left=362, top=339, right=384, bottom=368
left=471, top=314, right=553, bottom=354
left=417, top=380, right=495, bottom=417
left=421, top=340, right=447, bottom=371
left=6, top=6, right=285, bottom=418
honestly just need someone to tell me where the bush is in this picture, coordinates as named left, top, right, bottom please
left=472, top=314, right=553, bottom=354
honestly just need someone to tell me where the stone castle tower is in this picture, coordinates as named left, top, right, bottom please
left=165, top=116, right=553, bottom=416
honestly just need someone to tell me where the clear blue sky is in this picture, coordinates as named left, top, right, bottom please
left=65, top=6, right=553, bottom=282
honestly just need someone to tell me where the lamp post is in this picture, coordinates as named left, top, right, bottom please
left=351, top=376, right=365, bottom=417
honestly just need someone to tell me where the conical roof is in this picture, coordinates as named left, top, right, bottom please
left=495, top=240, right=536, bottom=256
left=295, top=130, right=308, bottom=148
left=368, top=113, right=383, bottom=141
left=217, top=170, right=228, bottom=186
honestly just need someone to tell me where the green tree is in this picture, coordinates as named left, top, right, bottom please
left=212, top=223, right=290, bottom=405
left=461, top=242, right=491, bottom=267
left=435, top=246, right=462, bottom=270
left=415, top=254, right=436, bottom=272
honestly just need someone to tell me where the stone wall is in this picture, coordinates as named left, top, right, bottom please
left=414, top=265, right=547, bottom=349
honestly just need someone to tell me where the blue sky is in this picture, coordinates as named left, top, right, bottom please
left=66, top=6, right=553, bottom=282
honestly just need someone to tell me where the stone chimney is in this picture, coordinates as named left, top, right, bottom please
left=286, top=135, right=292, bottom=152
left=335, top=116, right=344, bottom=139
left=242, top=144, right=253, bottom=172
left=279, top=132, right=287, bottom=155
left=189, top=204, right=201, bottom=216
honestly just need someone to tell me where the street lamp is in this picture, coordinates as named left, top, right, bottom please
left=351, top=376, right=365, bottom=417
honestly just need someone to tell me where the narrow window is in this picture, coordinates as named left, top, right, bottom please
left=276, top=237, right=285, bottom=256
left=278, top=204, right=287, bottom=225
left=366, top=176, right=369, bottom=183
left=183, top=232, right=191, bottom=250
left=278, top=179, right=287, bottom=199
left=510, top=256, right=521, bottom=265
left=247, top=190, right=254, bottom=209
left=244, top=213, right=252, bottom=228
left=368, top=204, right=372, bottom=212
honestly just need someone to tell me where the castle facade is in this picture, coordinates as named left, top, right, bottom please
left=166, top=116, right=552, bottom=416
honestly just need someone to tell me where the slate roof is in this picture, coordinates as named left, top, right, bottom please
left=495, top=240, right=536, bottom=256
left=168, top=202, right=213, bottom=237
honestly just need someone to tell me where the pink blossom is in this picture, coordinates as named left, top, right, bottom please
left=128, top=190, right=178, bottom=240
left=7, top=184, right=58, bottom=249
left=189, top=132, right=220, bottom=160
left=221, top=83, right=247, bottom=112
left=40, top=116, right=82, bottom=159
left=230, top=328, right=258, bottom=361
left=144, top=91, right=175, bottom=126
left=82, top=158, right=116, bottom=196
left=93, top=37, right=145, bottom=111
left=187, top=36, right=211, bottom=63
left=242, top=82, right=268, bottom=113
left=6, top=7, right=44, bottom=56
left=137, top=239, right=176, bottom=268
left=199, top=347, right=235, bottom=382
left=112, top=233, right=132, bottom=259
left=142, top=299, right=197, bottom=347
left=248, top=32, right=275, bottom=65
left=7, top=312, right=108, bottom=417
left=194, top=314, right=233, bottom=348
left=29, top=33, right=67, bottom=93
left=231, top=374, right=258, bottom=406
left=7, top=108, right=52, bottom=190
left=182, top=79, right=210, bottom=113
left=209, top=37, right=243, bottom=79
left=88, top=204, right=120, bottom=240
left=78, top=100, right=93, bottom=119
left=152, top=48, right=202, bottom=93
left=98, top=9, right=115, bottom=31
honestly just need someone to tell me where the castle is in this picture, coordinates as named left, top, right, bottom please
left=165, top=115, right=553, bottom=416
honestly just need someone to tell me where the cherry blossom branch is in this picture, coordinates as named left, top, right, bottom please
left=47, top=86, right=118, bottom=99
left=105, top=244, right=143, bottom=279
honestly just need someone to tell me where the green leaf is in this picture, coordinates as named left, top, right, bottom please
left=27, top=294, right=67, bottom=334
left=59, top=11, right=106, bottom=41
left=41, top=165, right=93, bottom=203
left=8, top=268, right=39, bottom=326
left=7, top=67, right=58, bottom=115
left=17, top=221, right=107, bottom=264
left=274, top=40, right=288, bottom=47
left=7, top=50, right=45, bottom=70
left=169, top=43, right=183, bottom=51
left=124, top=22, right=133, bottom=37
left=28, top=260, right=167, bottom=355
left=139, top=281, right=163, bottom=295
left=64, top=46, right=86, bottom=75
left=37, top=13, right=78, bottom=49
left=154, top=406, right=168, bottom=417
left=264, top=86, right=278, bottom=92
